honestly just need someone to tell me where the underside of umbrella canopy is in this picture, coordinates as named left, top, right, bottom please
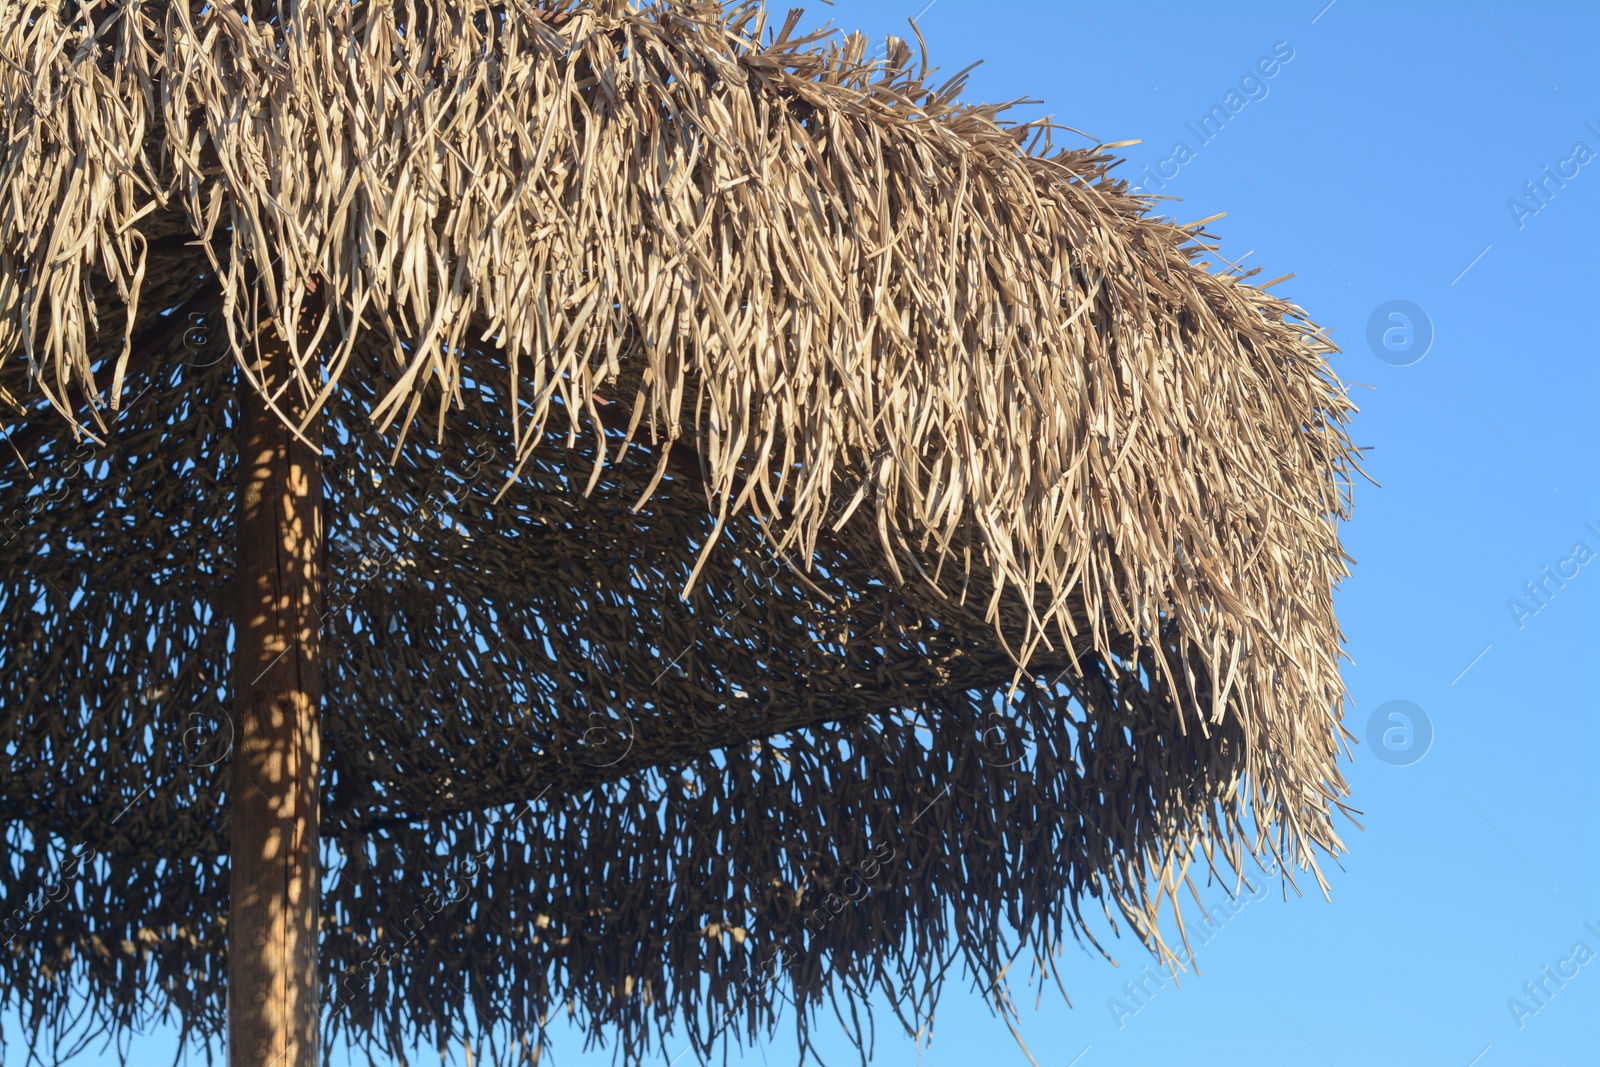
left=0, top=0, right=1358, bottom=1061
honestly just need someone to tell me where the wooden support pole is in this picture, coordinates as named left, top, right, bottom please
left=230, top=297, right=324, bottom=1067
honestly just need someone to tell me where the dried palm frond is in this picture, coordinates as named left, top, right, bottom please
left=0, top=1, right=1358, bottom=1062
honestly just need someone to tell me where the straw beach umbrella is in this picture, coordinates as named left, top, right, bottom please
left=0, top=1, right=1359, bottom=1064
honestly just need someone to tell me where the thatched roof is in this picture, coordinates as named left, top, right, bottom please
left=0, top=0, right=1358, bottom=1061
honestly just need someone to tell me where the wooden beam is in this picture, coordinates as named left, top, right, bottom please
left=229, top=290, right=325, bottom=1067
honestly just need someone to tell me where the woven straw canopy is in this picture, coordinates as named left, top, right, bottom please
left=0, top=0, right=1359, bottom=1062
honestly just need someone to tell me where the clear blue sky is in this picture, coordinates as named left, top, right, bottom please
left=17, top=2, right=1598, bottom=1065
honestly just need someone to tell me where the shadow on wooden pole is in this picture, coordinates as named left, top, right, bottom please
left=230, top=287, right=324, bottom=1067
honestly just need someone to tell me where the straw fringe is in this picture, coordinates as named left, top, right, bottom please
left=0, top=1, right=1358, bottom=1062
